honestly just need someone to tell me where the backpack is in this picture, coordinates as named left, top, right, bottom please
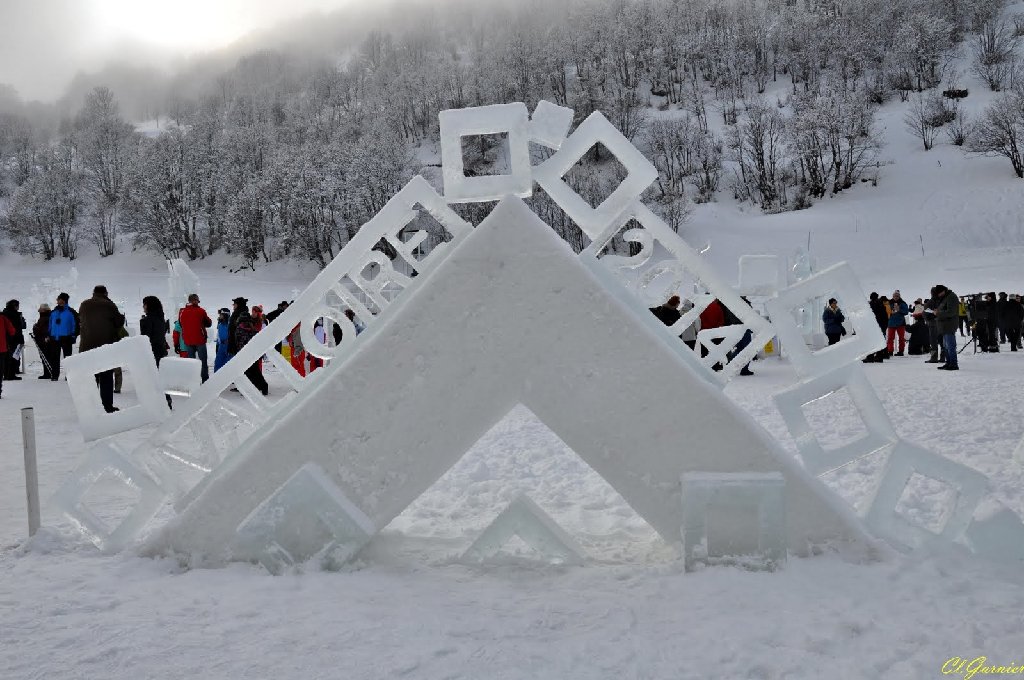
left=234, top=315, right=260, bottom=350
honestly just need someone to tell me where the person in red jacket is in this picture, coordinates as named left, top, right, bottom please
left=697, top=298, right=726, bottom=359
left=0, top=311, right=15, bottom=399
left=178, top=293, right=213, bottom=382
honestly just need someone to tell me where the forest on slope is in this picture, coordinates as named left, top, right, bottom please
left=0, top=0, right=1022, bottom=267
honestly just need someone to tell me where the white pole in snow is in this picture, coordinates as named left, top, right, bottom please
left=21, top=407, right=40, bottom=537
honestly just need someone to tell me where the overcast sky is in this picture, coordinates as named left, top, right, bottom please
left=0, top=0, right=355, bottom=101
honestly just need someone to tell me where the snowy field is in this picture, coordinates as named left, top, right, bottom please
left=2, top=256, right=1024, bottom=678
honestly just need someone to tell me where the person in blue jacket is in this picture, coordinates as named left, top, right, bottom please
left=822, top=298, right=846, bottom=346
left=47, top=293, right=77, bottom=380
left=214, top=308, right=231, bottom=372
left=885, top=290, right=910, bottom=356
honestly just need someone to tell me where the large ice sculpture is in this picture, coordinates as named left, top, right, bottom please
left=65, top=336, right=170, bottom=442
left=765, top=263, right=883, bottom=378
left=461, top=494, right=585, bottom=566
left=681, top=472, right=786, bottom=571
left=737, top=255, right=781, bottom=297
left=154, top=196, right=870, bottom=564
left=439, top=103, right=532, bottom=203
left=159, top=357, right=202, bottom=398
left=773, top=364, right=898, bottom=476
left=863, top=441, right=987, bottom=551
left=533, top=111, right=658, bottom=239
left=233, top=464, right=375, bottom=574
left=51, top=441, right=167, bottom=552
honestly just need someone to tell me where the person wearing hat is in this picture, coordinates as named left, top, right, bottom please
left=48, top=293, right=78, bottom=380
left=228, top=297, right=248, bottom=356
left=31, top=303, right=55, bottom=379
left=228, top=297, right=269, bottom=395
left=0, top=309, right=15, bottom=399
left=178, top=293, right=213, bottom=382
left=885, top=290, right=909, bottom=356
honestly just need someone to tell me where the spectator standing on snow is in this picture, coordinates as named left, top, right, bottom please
left=822, top=298, right=846, bottom=346
left=48, top=293, right=77, bottom=379
left=1003, top=294, right=1023, bottom=351
left=997, top=292, right=1009, bottom=345
left=214, top=308, right=231, bottom=372
left=650, top=295, right=682, bottom=327
left=139, top=296, right=169, bottom=364
left=78, top=285, right=125, bottom=413
left=958, top=299, right=969, bottom=336
left=140, top=296, right=172, bottom=408
left=32, top=304, right=55, bottom=379
left=229, top=298, right=269, bottom=396
left=1, top=299, right=26, bottom=379
left=863, top=292, right=889, bottom=363
left=0, top=311, right=15, bottom=399
left=178, top=293, right=213, bottom=382
left=934, top=285, right=960, bottom=371
left=885, top=290, right=909, bottom=356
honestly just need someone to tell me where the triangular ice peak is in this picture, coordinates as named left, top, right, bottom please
left=461, top=493, right=585, bottom=566
left=147, top=196, right=872, bottom=564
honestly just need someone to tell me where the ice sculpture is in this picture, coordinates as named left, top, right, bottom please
left=681, top=472, right=786, bottom=571
left=159, top=357, right=202, bottom=398
left=773, top=364, right=898, bottom=476
left=863, top=441, right=987, bottom=551
left=167, top=259, right=200, bottom=311
left=461, top=494, right=585, bottom=566
left=233, top=464, right=375, bottom=574
left=737, top=255, right=781, bottom=297
left=533, top=111, right=658, bottom=239
left=765, top=263, right=884, bottom=378
left=528, top=100, right=574, bottom=150
left=64, top=336, right=170, bottom=442
left=439, top=102, right=533, bottom=203
left=154, top=196, right=869, bottom=563
left=696, top=325, right=750, bottom=371
left=51, top=441, right=167, bottom=552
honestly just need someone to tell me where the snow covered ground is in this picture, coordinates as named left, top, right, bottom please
left=3, top=57, right=1024, bottom=678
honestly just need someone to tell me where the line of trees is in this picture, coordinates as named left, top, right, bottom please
left=0, top=0, right=1019, bottom=264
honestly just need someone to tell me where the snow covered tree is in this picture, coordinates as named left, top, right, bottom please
left=969, top=87, right=1024, bottom=177
left=73, top=87, right=137, bottom=256
left=972, top=21, right=1020, bottom=91
left=5, top=142, right=83, bottom=260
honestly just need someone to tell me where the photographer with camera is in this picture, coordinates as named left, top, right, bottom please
left=934, top=285, right=960, bottom=371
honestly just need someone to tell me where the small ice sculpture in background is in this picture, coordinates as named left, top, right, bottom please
left=681, top=472, right=786, bottom=572
left=51, top=441, right=167, bottom=552
left=461, top=493, right=585, bottom=566
left=233, top=464, right=375, bottom=574
left=737, top=255, right=781, bottom=298
left=167, top=259, right=200, bottom=312
left=159, top=357, right=202, bottom=398
left=64, top=336, right=170, bottom=442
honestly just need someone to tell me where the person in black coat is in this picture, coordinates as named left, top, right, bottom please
left=863, top=292, right=888, bottom=363
left=1, top=299, right=26, bottom=379
left=650, top=295, right=682, bottom=327
left=1003, top=294, right=1024, bottom=351
left=31, top=304, right=55, bottom=379
left=822, top=298, right=846, bottom=346
left=140, top=296, right=169, bottom=364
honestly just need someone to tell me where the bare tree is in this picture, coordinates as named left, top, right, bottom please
left=969, top=88, right=1024, bottom=178
left=972, top=21, right=1020, bottom=91
left=905, top=94, right=941, bottom=150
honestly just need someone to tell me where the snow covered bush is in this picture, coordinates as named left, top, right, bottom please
left=972, top=21, right=1021, bottom=92
left=968, top=87, right=1024, bottom=177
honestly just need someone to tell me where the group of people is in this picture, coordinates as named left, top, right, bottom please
left=650, top=294, right=755, bottom=375
left=0, top=287, right=366, bottom=409
left=860, top=287, right=1024, bottom=370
